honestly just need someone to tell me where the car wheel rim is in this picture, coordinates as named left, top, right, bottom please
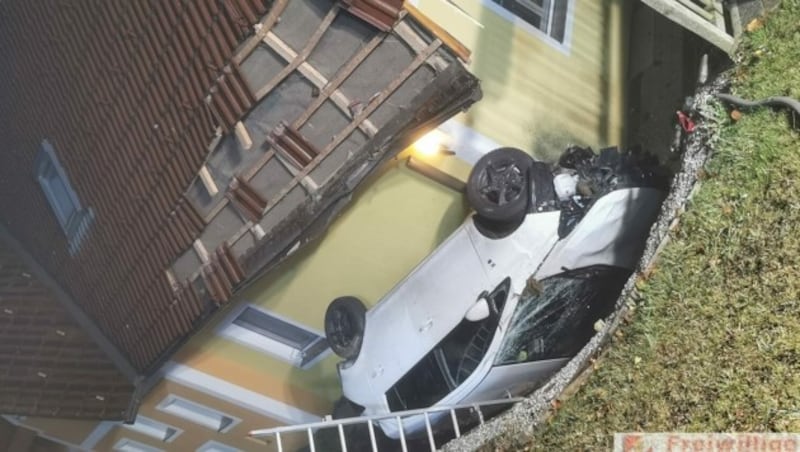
left=330, top=309, right=354, bottom=347
left=478, top=160, right=525, bottom=206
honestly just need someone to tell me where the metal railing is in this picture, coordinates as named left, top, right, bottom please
left=249, top=396, right=524, bottom=452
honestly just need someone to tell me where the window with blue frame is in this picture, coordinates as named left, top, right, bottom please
left=35, top=140, right=94, bottom=254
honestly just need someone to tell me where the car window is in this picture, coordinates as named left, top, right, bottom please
left=386, top=279, right=510, bottom=412
left=495, top=266, right=630, bottom=365
left=385, top=352, right=452, bottom=413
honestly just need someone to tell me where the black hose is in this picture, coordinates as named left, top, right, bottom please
left=716, top=93, right=800, bottom=116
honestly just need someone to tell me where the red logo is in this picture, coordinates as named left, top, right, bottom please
left=622, top=434, right=653, bottom=452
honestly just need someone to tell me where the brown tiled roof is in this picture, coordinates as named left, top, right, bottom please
left=0, top=236, right=134, bottom=420
left=0, top=0, right=269, bottom=373
left=0, top=0, right=480, bottom=385
left=341, top=0, right=404, bottom=31
left=166, top=1, right=481, bottom=317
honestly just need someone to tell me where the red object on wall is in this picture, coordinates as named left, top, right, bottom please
left=676, top=110, right=696, bottom=133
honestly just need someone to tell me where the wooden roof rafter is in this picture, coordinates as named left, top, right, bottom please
left=0, top=0, right=481, bottom=385
left=194, top=3, right=393, bottom=224
left=231, top=0, right=290, bottom=66
left=260, top=31, right=381, bottom=137
left=252, top=4, right=343, bottom=101
left=179, top=7, right=448, bottom=306
left=240, top=38, right=444, bottom=247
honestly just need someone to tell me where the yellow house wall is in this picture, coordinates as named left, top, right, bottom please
left=416, top=0, right=628, bottom=159
left=92, top=380, right=301, bottom=452
left=16, top=417, right=98, bottom=447
left=165, top=154, right=470, bottom=420
left=27, top=154, right=469, bottom=450
left=241, top=156, right=470, bottom=320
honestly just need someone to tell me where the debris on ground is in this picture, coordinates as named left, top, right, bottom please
left=745, top=17, right=764, bottom=33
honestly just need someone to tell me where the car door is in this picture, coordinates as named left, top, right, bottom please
left=343, top=222, right=492, bottom=409
left=466, top=210, right=561, bottom=284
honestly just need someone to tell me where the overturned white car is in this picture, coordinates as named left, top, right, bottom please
left=323, top=146, right=668, bottom=439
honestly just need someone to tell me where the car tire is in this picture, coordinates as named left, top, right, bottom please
left=330, top=397, right=376, bottom=451
left=467, top=147, right=533, bottom=223
left=332, top=397, right=364, bottom=419
left=309, top=398, right=366, bottom=452
left=472, top=214, right=525, bottom=239
left=324, top=296, right=367, bottom=360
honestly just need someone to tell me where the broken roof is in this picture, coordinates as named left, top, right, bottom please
left=0, top=0, right=479, bottom=415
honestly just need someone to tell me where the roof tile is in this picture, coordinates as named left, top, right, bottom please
left=0, top=0, right=268, bottom=373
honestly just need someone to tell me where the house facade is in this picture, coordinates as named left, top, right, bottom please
left=0, top=1, right=631, bottom=451
left=410, top=0, right=629, bottom=162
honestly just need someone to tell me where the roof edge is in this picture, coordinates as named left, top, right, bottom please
left=0, top=222, right=141, bottom=383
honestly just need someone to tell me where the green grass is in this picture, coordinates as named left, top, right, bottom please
left=490, top=2, right=800, bottom=450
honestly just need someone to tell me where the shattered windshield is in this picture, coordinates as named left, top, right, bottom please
left=495, top=266, right=630, bottom=365
left=386, top=279, right=510, bottom=412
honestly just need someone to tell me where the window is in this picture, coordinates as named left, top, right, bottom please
left=489, top=0, right=571, bottom=43
left=123, top=416, right=182, bottom=443
left=218, top=305, right=329, bottom=368
left=495, top=266, right=630, bottom=365
left=113, top=438, right=164, bottom=452
left=35, top=139, right=94, bottom=254
left=196, top=441, right=241, bottom=452
left=156, top=395, right=241, bottom=433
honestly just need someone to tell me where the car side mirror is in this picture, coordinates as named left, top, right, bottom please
left=465, top=298, right=490, bottom=322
